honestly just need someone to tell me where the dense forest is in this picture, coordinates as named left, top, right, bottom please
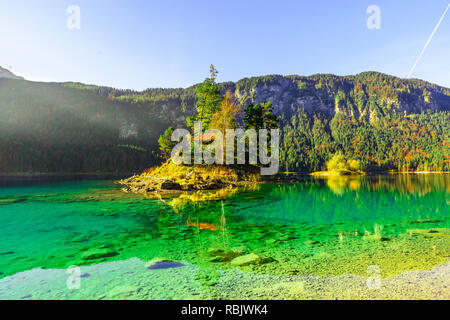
left=0, top=79, right=167, bottom=173
left=281, top=110, right=449, bottom=172
left=0, top=70, right=448, bottom=173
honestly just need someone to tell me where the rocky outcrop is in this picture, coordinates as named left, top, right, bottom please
left=160, top=180, right=182, bottom=190
left=222, top=73, right=450, bottom=123
left=118, top=160, right=260, bottom=194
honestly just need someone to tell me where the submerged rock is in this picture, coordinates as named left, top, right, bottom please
left=209, top=256, right=224, bottom=263
left=363, top=234, right=390, bottom=241
left=81, top=248, right=117, bottom=260
left=265, top=238, right=279, bottom=245
left=231, top=246, right=247, bottom=256
left=106, top=285, right=140, bottom=299
left=146, top=257, right=185, bottom=270
left=406, top=228, right=450, bottom=238
left=207, top=246, right=246, bottom=262
left=303, top=240, right=319, bottom=246
left=409, top=219, right=444, bottom=224
left=70, top=234, right=90, bottom=243
left=230, top=253, right=272, bottom=267
left=0, top=198, right=26, bottom=205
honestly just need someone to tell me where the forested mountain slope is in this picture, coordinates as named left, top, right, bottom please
left=0, top=78, right=168, bottom=172
left=0, top=71, right=448, bottom=173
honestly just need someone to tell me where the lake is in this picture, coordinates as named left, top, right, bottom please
left=0, top=174, right=448, bottom=299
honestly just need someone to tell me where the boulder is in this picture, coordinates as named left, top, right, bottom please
left=145, top=257, right=171, bottom=267
left=146, top=257, right=185, bottom=269
left=160, top=180, right=181, bottom=190
left=208, top=246, right=246, bottom=262
left=265, top=238, right=279, bottom=245
left=230, top=246, right=247, bottom=256
left=230, top=253, right=272, bottom=267
left=207, top=179, right=226, bottom=189
left=209, top=256, right=224, bottom=263
left=81, top=248, right=117, bottom=260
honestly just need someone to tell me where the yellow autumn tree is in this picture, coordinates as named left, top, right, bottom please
left=326, top=153, right=361, bottom=172
left=207, top=90, right=242, bottom=160
left=209, top=90, right=242, bottom=133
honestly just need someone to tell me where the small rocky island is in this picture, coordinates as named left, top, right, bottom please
left=118, top=160, right=262, bottom=194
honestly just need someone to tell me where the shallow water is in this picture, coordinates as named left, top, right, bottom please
left=0, top=174, right=449, bottom=299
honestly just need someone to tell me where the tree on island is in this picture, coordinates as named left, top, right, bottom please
left=157, top=126, right=175, bottom=160
left=157, top=65, right=279, bottom=167
left=209, top=90, right=241, bottom=133
left=186, top=64, right=223, bottom=131
left=244, top=101, right=278, bottom=131
left=208, top=90, right=242, bottom=156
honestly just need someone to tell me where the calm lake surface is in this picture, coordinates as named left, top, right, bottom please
left=0, top=174, right=449, bottom=299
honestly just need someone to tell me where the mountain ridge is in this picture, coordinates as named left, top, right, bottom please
left=58, top=71, right=450, bottom=127
left=0, top=67, right=24, bottom=80
left=0, top=70, right=448, bottom=173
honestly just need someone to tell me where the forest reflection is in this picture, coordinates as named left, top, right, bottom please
left=313, top=174, right=449, bottom=196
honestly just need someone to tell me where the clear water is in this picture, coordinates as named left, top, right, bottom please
left=0, top=175, right=449, bottom=299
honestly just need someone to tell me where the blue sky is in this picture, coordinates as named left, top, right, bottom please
left=0, top=0, right=449, bottom=90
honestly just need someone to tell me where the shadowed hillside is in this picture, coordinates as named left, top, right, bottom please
left=0, top=78, right=168, bottom=173
left=0, top=71, right=449, bottom=173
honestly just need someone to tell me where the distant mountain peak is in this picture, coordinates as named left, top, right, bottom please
left=0, top=66, right=24, bottom=80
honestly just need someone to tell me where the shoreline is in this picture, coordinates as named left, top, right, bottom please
left=0, top=172, right=135, bottom=177
left=0, top=170, right=448, bottom=177
left=0, top=173, right=134, bottom=187
left=1, top=258, right=448, bottom=300
left=118, top=168, right=450, bottom=196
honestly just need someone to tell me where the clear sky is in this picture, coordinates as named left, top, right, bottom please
left=0, top=0, right=449, bottom=90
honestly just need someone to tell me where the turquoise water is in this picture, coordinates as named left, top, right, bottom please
left=0, top=175, right=449, bottom=299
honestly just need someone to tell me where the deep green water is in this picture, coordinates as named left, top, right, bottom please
left=0, top=174, right=449, bottom=298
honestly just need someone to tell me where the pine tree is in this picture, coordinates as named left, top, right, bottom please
left=187, top=64, right=222, bottom=131
left=158, top=126, right=175, bottom=160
